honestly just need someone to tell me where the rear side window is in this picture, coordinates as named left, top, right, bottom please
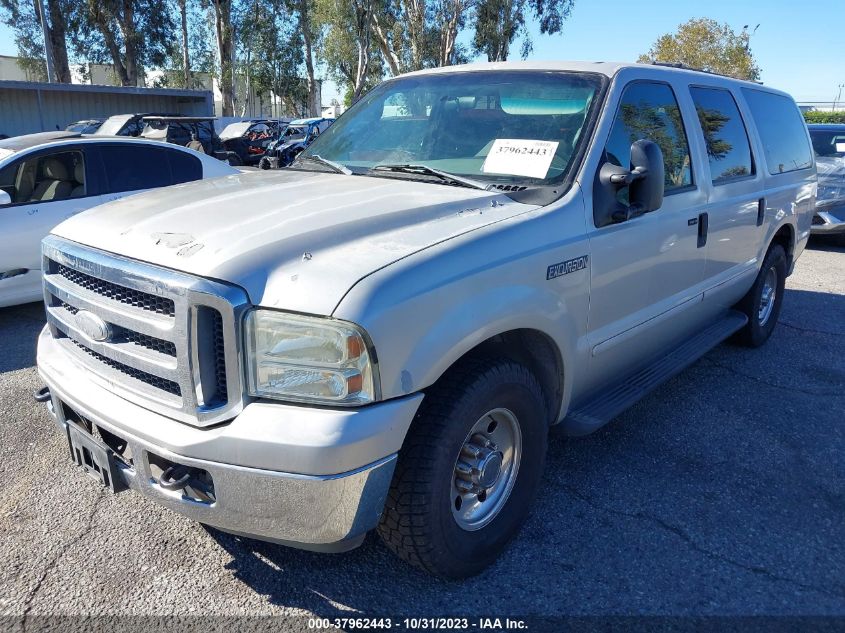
left=689, top=87, right=754, bottom=183
left=99, top=145, right=172, bottom=193
left=167, top=149, right=203, bottom=184
left=742, top=89, right=813, bottom=174
left=606, top=81, right=693, bottom=193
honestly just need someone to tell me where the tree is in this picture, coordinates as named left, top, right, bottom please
left=638, top=18, right=761, bottom=81
left=472, top=0, right=574, bottom=62
left=293, top=0, right=320, bottom=116
left=0, top=0, right=74, bottom=82
left=210, top=0, right=235, bottom=114
left=69, top=0, right=175, bottom=87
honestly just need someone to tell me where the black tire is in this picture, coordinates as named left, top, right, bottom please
left=733, top=243, right=787, bottom=347
left=378, top=358, right=548, bottom=579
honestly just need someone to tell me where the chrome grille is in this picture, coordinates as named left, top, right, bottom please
left=42, top=236, right=249, bottom=427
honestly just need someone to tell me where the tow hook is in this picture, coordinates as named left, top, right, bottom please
left=33, top=386, right=51, bottom=403
left=159, top=464, right=199, bottom=491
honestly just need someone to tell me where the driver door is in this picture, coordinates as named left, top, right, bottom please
left=584, top=80, right=708, bottom=390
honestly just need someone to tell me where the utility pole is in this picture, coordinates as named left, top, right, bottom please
left=834, top=84, right=844, bottom=111
left=36, top=0, right=56, bottom=83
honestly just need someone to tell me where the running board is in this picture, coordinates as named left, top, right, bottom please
left=561, top=310, right=748, bottom=436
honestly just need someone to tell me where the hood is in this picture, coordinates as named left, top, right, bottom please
left=816, top=156, right=845, bottom=206
left=53, top=170, right=536, bottom=315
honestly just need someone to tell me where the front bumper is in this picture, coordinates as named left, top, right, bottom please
left=37, top=326, right=423, bottom=551
left=811, top=208, right=845, bottom=235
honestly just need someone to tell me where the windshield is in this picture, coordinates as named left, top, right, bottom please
left=283, top=126, right=307, bottom=141
left=95, top=115, right=132, bottom=136
left=810, top=128, right=845, bottom=158
left=301, top=71, right=603, bottom=186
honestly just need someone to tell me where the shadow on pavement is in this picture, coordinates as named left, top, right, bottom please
left=0, top=302, right=45, bottom=373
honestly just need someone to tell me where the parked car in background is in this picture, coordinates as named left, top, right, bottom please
left=0, top=132, right=237, bottom=307
left=808, top=123, right=845, bottom=238
left=140, top=116, right=240, bottom=165
left=220, top=119, right=288, bottom=165
left=258, top=117, right=334, bottom=169
left=65, top=119, right=104, bottom=134
left=34, top=62, right=813, bottom=578
left=94, top=113, right=180, bottom=138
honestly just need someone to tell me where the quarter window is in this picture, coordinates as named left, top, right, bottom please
left=606, top=82, right=693, bottom=193
left=742, top=89, right=813, bottom=174
left=689, top=87, right=754, bottom=183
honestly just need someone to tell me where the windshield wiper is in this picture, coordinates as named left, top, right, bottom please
left=370, top=164, right=486, bottom=190
left=295, top=154, right=352, bottom=175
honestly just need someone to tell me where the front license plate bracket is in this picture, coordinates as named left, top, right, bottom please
left=67, top=424, right=124, bottom=492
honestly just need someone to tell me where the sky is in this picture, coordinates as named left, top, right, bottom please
left=1, top=0, right=842, bottom=105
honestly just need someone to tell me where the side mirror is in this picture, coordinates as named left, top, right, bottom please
left=593, top=139, right=665, bottom=227
left=0, top=190, right=11, bottom=206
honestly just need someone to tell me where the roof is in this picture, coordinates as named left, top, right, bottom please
left=0, top=131, right=80, bottom=151
left=142, top=116, right=217, bottom=122
left=399, top=60, right=777, bottom=91
left=0, top=132, right=204, bottom=154
left=807, top=123, right=845, bottom=129
left=0, top=79, right=210, bottom=100
left=288, top=117, right=327, bottom=125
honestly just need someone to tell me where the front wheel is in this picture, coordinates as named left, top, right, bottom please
left=734, top=243, right=787, bottom=347
left=378, top=358, right=548, bottom=579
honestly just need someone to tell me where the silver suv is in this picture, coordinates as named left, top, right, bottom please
left=36, top=61, right=815, bottom=579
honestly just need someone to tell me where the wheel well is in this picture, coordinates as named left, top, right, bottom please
left=451, top=329, right=563, bottom=425
left=771, top=224, right=795, bottom=270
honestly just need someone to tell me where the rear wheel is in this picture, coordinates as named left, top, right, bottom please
left=378, top=358, right=548, bottom=579
left=734, top=244, right=787, bottom=347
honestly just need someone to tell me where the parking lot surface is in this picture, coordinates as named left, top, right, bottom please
left=0, top=241, right=843, bottom=622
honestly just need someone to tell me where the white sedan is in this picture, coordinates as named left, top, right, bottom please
left=0, top=132, right=237, bottom=307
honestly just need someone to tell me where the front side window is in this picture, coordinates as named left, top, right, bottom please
left=742, top=89, right=812, bottom=174
left=605, top=81, right=693, bottom=193
left=0, top=150, right=85, bottom=204
left=302, top=71, right=604, bottom=187
left=689, top=87, right=754, bottom=183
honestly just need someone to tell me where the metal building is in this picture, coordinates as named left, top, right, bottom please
left=0, top=81, right=213, bottom=138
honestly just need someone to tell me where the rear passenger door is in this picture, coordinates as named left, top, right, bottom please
left=94, top=144, right=204, bottom=203
left=687, top=86, right=761, bottom=306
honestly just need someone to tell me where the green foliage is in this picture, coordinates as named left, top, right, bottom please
left=803, top=111, right=845, bottom=124
left=472, top=0, right=574, bottom=62
left=638, top=18, right=760, bottom=81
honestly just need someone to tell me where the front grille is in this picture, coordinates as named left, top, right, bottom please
left=68, top=336, right=182, bottom=396
left=42, top=236, right=248, bottom=427
left=122, top=329, right=177, bottom=357
left=57, top=263, right=175, bottom=316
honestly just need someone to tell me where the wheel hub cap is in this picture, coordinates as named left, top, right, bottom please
left=758, top=266, right=777, bottom=326
left=451, top=408, right=522, bottom=531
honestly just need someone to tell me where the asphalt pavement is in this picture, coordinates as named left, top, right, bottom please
left=0, top=239, right=843, bottom=624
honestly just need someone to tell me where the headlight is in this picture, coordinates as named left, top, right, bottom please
left=245, top=310, right=379, bottom=405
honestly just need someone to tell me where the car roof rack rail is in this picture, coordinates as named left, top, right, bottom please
left=647, top=61, right=764, bottom=84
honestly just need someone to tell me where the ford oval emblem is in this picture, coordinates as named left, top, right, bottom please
left=75, top=310, right=112, bottom=343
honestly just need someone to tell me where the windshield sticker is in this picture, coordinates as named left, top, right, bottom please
left=836, top=142, right=845, bottom=153
left=482, top=139, right=559, bottom=179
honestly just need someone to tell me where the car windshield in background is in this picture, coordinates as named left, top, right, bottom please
left=302, top=71, right=603, bottom=186
left=95, top=115, right=132, bottom=136
left=283, top=126, right=307, bottom=141
left=810, top=128, right=845, bottom=158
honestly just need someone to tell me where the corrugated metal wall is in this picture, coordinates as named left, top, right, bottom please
left=0, top=85, right=212, bottom=137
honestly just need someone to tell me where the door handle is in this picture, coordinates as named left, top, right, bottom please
left=756, top=198, right=766, bottom=227
left=697, top=212, right=708, bottom=248
left=0, top=268, right=28, bottom=280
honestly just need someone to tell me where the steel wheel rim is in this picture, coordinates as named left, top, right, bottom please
left=450, top=407, right=522, bottom=531
left=758, top=266, right=777, bottom=326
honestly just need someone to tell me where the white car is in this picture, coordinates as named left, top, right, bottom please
left=0, top=132, right=237, bottom=307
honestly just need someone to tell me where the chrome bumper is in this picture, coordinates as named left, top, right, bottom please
left=37, top=327, right=422, bottom=551
left=811, top=210, right=845, bottom=235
